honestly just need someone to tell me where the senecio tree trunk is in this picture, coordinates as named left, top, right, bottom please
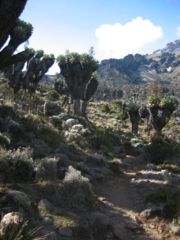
left=126, top=102, right=141, bottom=135
left=0, top=0, right=27, bottom=49
left=57, top=53, right=98, bottom=116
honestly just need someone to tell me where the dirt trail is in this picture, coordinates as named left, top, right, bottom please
left=95, top=173, right=178, bottom=240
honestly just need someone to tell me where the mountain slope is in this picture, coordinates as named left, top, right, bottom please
left=96, top=39, right=180, bottom=99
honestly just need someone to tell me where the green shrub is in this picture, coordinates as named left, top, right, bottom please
left=112, top=99, right=122, bottom=110
left=90, top=127, right=119, bottom=151
left=145, top=186, right=180, bottom=218
left=46, top=90, right=60, bottom=101
left=126, top=102, right=140, bottom=112
left=38, top=126, right=62, bottom=148
left=146, top=136, right=179, bottom=164
left=147, top=95, right=161, bottom=105
left=160, top=164, right=180, bottom=174
left=61, top=166, right=95, bottom=210
left=161, top=96, right=179, bottom=111
left=101, top=104, right=111, bottom=113
left=36, top=157, right=58, bottom=181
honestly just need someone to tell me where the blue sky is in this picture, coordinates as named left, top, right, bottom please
left=20, top=0, right=180, bottom=73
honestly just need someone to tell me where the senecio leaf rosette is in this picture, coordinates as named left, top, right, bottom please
left=10, top=19, right=33, bottom=45
left=126, top=102, right=140, bottom=112
left=161, top=96, right=179, bottom=112
left=147, top=95, right=161, bottom=106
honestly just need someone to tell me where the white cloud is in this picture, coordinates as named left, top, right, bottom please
left=176, top=26, right=180, bottom=37
left=95, top=17, right=163, bottom=60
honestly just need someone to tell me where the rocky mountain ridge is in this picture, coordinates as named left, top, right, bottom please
left=96, top=39, right=180, bottom=99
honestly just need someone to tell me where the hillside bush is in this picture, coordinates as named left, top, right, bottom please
left=101, top=104, right=111, bottom=113
left=90, top=126, right=120, bottom=151
left=61, top=166, right=95, bottom=210
left=145, top=186, right=180, bottom=218
left=145, top=136, right=179, bottom=164
left=36, top=157, right=58, bottom=181
left=46, top=90, right=60, bottom=101
left=0, top=147, right=34, bottom=182
left=112, top=99, right=122, bottom=110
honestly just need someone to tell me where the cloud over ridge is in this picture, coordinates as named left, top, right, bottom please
left=95, top=17, right=163, bottom=60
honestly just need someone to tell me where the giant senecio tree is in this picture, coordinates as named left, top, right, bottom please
left=148, top=95, right=179, bottom=135
left=57, top=52, right=98, bottom=116
left=0, top=0, right=28, bottom=49
left=0, top=0, right=33, bottom=69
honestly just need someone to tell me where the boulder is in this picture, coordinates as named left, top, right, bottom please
left=6, top=190, right=31, bottom=211
left=0, top=212, right=23, bottom=237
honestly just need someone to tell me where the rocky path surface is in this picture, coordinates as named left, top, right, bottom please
left=95, top=168, right=179, bottom=240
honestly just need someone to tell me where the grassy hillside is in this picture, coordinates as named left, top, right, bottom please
left=0, top=79, right=179, bottom=239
